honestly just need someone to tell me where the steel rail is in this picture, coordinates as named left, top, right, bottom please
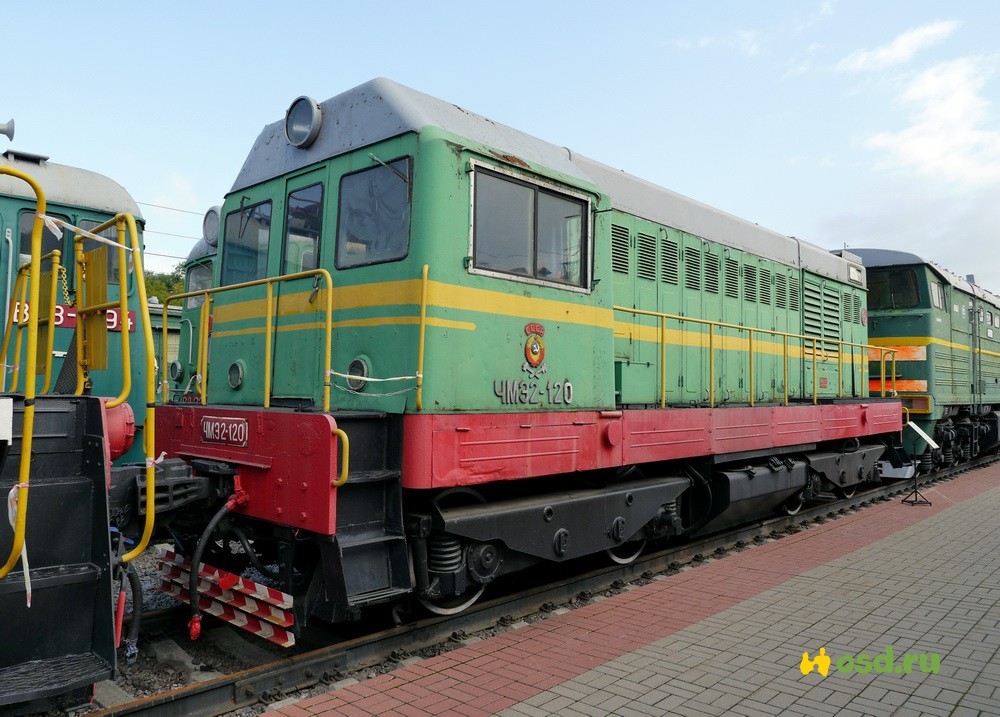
left=92, top=459, right=992, bottom=716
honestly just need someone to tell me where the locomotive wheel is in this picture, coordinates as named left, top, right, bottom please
left=837, top=484, right=857, bottom=499
left=419, top=585, right=487, bottom=616
left=606, top=540, right=646, bottom=565
left=783, top=493, right=805, bottom=516
left=418, top=487, right=488, bottom=616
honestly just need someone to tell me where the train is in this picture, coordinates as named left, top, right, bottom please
left=0, top=121, right=157, bottom=713
left=854, top=249, right=1000, bottom=470
left=5, top=79, right=993, bottom=711
left=132, top=78, right=912, bottom=646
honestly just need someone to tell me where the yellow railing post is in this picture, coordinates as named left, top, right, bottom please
left=39, top=250, right=61, bottom=394
left=783, top=335, right=789, bottom=405
left=659, top=315, right=667, bottom=409
left=416, top=264, right=429, bottom=411
left=0, top=271, right=26, bottom=392
left=812, top=338, right=818, bottom=404
left=0, top=166, right=46, bottom=580
left=748, top=329, right=755, bottom=407
left=264, top=283, right=274, bottom=409
left=708, top=323, right=715, bottom=408
left=9, top=268, right=29, bottom=391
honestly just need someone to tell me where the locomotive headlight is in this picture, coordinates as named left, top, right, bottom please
left=228, top=360, right=246, bottom=390
left=347, top=358, right=369, bottom=391
left=202, top=206, right=221, bottom=248
left=168, top=360, right=184, bottom=383
left=284, top=96, right=322, bottom=148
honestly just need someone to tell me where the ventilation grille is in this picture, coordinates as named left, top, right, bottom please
left=725, top=258, right=740, bottom=299
left=637, top=232, right=656, bottom=280
left=789, top=280, right=800, bottom=312
left=684, top=247, right=701, bottom=291
left=760, top=268, right=771, bottom=306
left=705, top=254, right=720, bottom=294
left=612, top=225, right=630, bottom=274
left=744, top=265, right=757, bottom=303
left=775, top=273, right=787, bottom=309
left=661, top=238, right=679, bottom=284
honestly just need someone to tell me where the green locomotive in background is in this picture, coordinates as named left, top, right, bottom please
left=855, top=249, right=1000, bottom=471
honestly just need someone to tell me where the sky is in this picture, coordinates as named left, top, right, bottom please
left=5, top=1, right=1000, bottom=287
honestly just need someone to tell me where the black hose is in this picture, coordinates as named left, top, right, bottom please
left=229, top=523, right=281, bottom=582
left=124, top=561, right=143, bottom=659
left=188, top=501, right=232, bottom=637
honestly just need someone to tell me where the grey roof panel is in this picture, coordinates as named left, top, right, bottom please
left=0, top=150, right=142, bottom=218
left=233, top=78, right=858, bottom=285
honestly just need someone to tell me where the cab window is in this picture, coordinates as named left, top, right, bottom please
left=929, top=282, right=944, bottom=310
left=336, top=157, right=410, bottom=268
left=221, top=200, right=272, bottom=286
left=79, top=219, right=125, bottom=275
left=283, top=183, right=323, bottom=274
left=19, top=212, right=66, bottom=268
left=185, top=261, right=213, bottom=309
left=472, top=168, right=587, bottom=288
left=866, top=268, right=919, bottom=309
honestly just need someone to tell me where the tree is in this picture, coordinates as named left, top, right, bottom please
left=144, top=264, right=185, bottom=303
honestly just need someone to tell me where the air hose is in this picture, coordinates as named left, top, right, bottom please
left=187, top=499, right=233, bottom=640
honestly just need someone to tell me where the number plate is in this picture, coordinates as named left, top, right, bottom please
left=200, top=416, right=249, bottom=447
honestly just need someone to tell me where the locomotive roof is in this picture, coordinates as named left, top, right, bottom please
left=233, top=78, right=860, bottom=286
left=0, top=150, right=142, bottom=219
left=851, top=248, right=1000, bottom=309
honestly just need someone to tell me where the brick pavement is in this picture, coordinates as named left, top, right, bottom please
left=263, top=467, right=1000, bottom=717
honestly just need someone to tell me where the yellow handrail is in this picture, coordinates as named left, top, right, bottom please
left=331, top=427, right=350, bottom=487
left=1, top=251, right=62, bottom=394
left=0, top=166, right=46, bottom=580
left=613, top=304, right=897, bottom=407
left=416, top=264, right=429, bottom=411
left=163, top=269, right=335, bottom=410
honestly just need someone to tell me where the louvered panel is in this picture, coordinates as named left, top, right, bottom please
left=684, top=247, right=701, bottom=291
left=744, top=265, right=757, bottom=303
left=775, top=274, right=787, bottom=309
left=843, top=293, right=852, bottom=322
left=822, top=286, right=841, bottom=340
left=789, top=280, right=800, bottom=312
left=612, top=224, right=630, bottom=274
left=724, top=258, right=739, bottom=298
left=705, top=254, right=720, bottom=294
left=760, top=268, right=771, bottom=305
left=854, top=295, right=862, bottom=323
left=661, top=238, right=679, bottom=284
left=803, top=283, right=824, bottom=338
left=637, top=232, right=656, bottom=280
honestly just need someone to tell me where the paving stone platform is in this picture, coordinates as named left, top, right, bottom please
left=264, top=466, right=1000, bottom=717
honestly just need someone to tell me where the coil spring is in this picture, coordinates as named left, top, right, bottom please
left=942, top=446, right=954, bottom=465
left=427, top=534, right=463, bottom=573
left=919, top=451, right=933, bottom=473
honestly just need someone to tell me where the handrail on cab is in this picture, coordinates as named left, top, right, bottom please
left=0, top=250, right=62, bottom=394
left=0, top=166, right=46, bottom=580
left=162, top=269, right=335, bottom=411
left=612, top=305, right=898, bottom=407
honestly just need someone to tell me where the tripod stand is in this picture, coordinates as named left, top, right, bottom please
left=901, top=471, right=931, bottom=506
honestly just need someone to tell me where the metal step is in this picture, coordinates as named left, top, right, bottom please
left=0, top=651, right=111, bottom=706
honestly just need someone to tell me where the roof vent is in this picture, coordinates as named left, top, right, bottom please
left=967, top=274, right=977, bottom=285
left=2, top=149, right=49, bottom=165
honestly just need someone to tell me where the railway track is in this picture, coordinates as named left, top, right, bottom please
left=89, top=461, right=988, bottom=717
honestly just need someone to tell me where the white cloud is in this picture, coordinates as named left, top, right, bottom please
left=866, top=56, right=1000, bottom=187
left=838, top=21, right=959, bottom=72
left=796, top=1, right=835, bottom=32
left=698, top=30, right=763, bottom=57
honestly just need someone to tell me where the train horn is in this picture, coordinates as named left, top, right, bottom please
left=0, top=119, right=13, bottom=141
